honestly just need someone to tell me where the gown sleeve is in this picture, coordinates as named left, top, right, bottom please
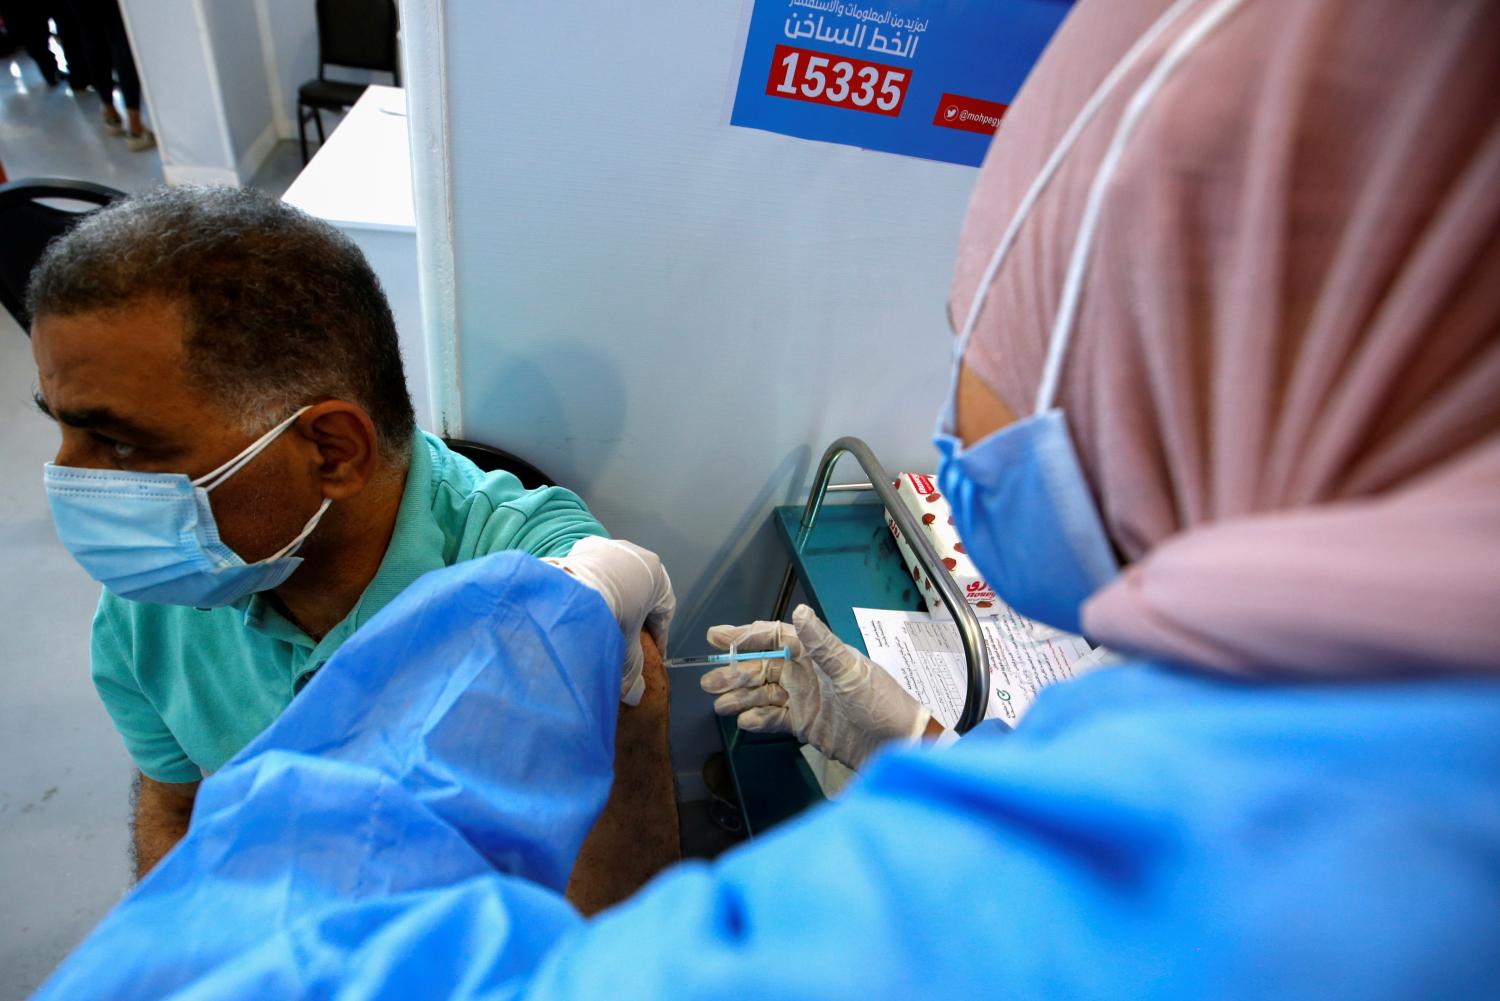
left=35, top=555, right=1500, bottom=1001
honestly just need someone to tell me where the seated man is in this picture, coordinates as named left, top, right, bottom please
left=28, top=186, right=677, bottom=908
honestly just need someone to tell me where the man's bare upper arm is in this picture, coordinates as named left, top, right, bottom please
left=138, top=772, right=200, bottom=806
left=132, top=772, right=200, bottom=879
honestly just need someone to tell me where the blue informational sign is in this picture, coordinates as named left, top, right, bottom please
left=731, top=0, right=1072, bottom=167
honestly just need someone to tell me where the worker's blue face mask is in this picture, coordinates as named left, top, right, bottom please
left=43, top=407, right=332, bottom=607
left=934, top=408, right=1117, bottom=636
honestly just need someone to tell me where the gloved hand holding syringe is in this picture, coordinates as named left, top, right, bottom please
left=691, top=606, right=937, bottom=769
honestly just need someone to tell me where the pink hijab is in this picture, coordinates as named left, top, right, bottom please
left=952, top=0, right=1500, bottom=676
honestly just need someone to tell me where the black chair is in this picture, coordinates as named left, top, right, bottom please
left=0, top=178, right=124, bottom=332
left=442, top=438, right=557, bottom=491
left=297, top=0, right=400, bottom=165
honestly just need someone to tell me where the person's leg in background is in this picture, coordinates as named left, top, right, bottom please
left=68, top=0, right=122, bottom=134
left=0, top=1, right=61, bottom=85
left=95, top=0, right=149, bottom=149
left=49, top=0, right=94, bottom=93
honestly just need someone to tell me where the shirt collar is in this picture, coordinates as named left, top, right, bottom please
left=241, top=430, right=443, bottom=656
left=347, top=431, right=445, bottom=630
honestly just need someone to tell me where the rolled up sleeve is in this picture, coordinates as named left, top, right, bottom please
left=90, top=597, right=200, bottom=784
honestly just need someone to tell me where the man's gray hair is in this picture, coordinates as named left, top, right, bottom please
left=27, top=185, right=415, bottom=455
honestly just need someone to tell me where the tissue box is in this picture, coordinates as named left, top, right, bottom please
left=886, top=472, right=1001, bottom=617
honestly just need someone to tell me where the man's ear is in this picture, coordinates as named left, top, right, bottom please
left=294, top=401, right=380, bottom=499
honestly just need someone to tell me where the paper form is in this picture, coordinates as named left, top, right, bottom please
left=853, top=606, right=1096, bottom=729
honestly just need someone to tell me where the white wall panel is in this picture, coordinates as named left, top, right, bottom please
left=121, top=0, right=231, bottom=183
left=121, top=0, right=278, bottom=185
left=256, top=0, right=318, bottom=139
left=201, top=0, right=276, bottom=164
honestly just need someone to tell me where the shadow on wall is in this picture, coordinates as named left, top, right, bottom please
left=471, top=343, right=627, bottom=498
left=468, top=340, right=823, bottom=640
left=660, top=445, right=812, bottom=648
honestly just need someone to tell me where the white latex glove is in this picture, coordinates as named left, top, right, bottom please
left=699, top=604, right=931, bottom=769
left=543, top=536, right=674, bottom=705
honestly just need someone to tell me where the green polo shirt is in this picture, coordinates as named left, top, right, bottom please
left=89, top=431, right=606, bottom=783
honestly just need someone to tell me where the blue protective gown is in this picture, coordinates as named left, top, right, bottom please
left=36, top=554, right=1500, bottom=1000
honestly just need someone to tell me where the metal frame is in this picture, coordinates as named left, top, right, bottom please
left=772, top=436, right=991, bottom=734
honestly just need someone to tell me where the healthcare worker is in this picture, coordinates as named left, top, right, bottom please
left=34, top=0, right=1500, bottom=998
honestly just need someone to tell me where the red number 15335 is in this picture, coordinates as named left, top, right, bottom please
left=766, top=44, right=910, bottom=117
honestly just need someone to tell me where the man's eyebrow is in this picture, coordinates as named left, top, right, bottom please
left=33, top=392, right=164, bottom=441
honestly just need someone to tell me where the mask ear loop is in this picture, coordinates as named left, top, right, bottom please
left=194, top=405, right=330, bottom=564
left=1033, top=0, right=1252, bottom=415
left=264, top=497, right=333, bottom=562
left=943, top=0, right=1206, bottom=434
left=194, top=406, right=314, bottom=492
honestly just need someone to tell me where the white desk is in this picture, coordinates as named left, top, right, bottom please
left=282, top=85, right=431, bottom=429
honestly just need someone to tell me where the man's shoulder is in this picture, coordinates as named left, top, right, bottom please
left=93, top=589, right=250, bottom=671
left=415, top=433, right=603, bottom=560
left=423, top=433, right=531, bottom=505
left=421, top=433, right=583, bottom=518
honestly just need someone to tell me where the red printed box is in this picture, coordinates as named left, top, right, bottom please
left=932, top=93, right=1009, bottom=134
left=886, top=472, right=1002, bottom=618
left=765, top=44, right=911, bottom=118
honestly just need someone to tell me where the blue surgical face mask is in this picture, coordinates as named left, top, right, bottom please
left=928, top=0, right=1235, bottom=633
left=44, top=407, right=332, bottom=607
left=934, top=411, right=1117, bottom=636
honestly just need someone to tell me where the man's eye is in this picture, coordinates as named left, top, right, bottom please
left=92, top=434, right=137, bottom=460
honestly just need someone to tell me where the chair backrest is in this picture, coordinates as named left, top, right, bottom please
left=316, top=0, right=400, bottom=82
left=0, top=178, right=124, bottom=332
left=443, top=438, right=558, bottom=492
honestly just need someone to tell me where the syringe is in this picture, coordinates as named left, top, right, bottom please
left=664, top=645, right=792, bottom=671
